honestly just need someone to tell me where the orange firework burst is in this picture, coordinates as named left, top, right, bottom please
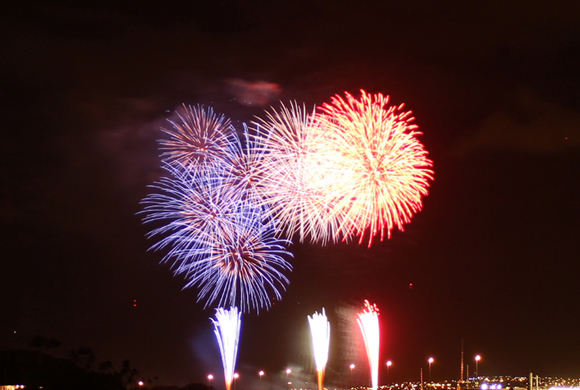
left=316, top=90, right=434, bottom=246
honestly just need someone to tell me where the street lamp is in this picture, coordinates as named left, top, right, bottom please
left=208, top=374, right=214, bottom=390
left=428, top=357, right=434, bottom=382
left=286, top=369, right=292, bottom=390
left=259, top=371, right=265, bottom=390
left=234, top=373, right=239, bottom=390
left=349, top=364, right=355, bottom=387
left=475, top=355, right=481, bottom=377
left=386, top=361, right=392, bottom=383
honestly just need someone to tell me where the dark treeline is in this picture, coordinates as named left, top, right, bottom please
left=0, top=335, right=210, bottom=389
left=0, top=335, right=139, bottom=389
left=0, top=349, right=125, bottom=389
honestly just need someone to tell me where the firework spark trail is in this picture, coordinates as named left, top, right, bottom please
left=316, top=90, right=434, bottom=246
left=221, top=124, right=269, bottom=205
left=141, top=162, right=293, bottom=313
left=308, top=308, right=331, bottom=390
left=212, top=307, right=242, bottom=390
left=159, top=104, right=237, bottom=172
left=357, top=301, right=380, bottom=390
left=252, top=102, right=346, bottom=244
left=187, top=205, right=293, bottom=312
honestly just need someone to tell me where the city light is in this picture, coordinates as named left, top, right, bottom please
left=259, top=371, right=265, bottom=390
left=286, top=368, right=292, bottom=390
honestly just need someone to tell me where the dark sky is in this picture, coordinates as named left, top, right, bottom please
left=1, top=0, right=580, bottom=387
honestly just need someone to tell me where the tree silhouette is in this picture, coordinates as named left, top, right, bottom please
left=120, top=359, right=138, bottom=388
left=69, top=346, right=95, bottom=371
left=29, top=335, right=62, bottom=351
left=98, top=360, right=114, bottom=374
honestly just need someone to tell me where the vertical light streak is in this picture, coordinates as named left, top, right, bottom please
left=212, top=307, right=242, bottom=390
left=308, top=308, right=331, bottom=390
left=357, top=301, right=380, bottom=390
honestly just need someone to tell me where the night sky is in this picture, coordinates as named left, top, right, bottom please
left=2, top=0, right=580, bottom=387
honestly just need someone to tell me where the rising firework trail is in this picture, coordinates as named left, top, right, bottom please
left=316, top=90, right=434, bottom=246
left=357, top=301, right=380, bottom=390
left=308, top=308, right=331, bottom=390
left=212, top=307, right=242, bottom=390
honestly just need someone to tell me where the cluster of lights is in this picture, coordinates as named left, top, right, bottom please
left=330, top=377, right=580, bottom=390
left=549, top=387, right=580, bottom=390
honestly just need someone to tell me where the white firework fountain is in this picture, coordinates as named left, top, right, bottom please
left=357, top=301, right=380, bottom=390
left=212, top=307, right=242, bottom=390
left=308, top=308, right=331, bottom=390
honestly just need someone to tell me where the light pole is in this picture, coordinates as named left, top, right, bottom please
left=350, top=364, right=355, bottom=388
left=259, top=371, right=265, bottom=390
left=475, top=355, right=481, bottom=377
left=386, top=361, right=392, bottom=383
left=428, top=357, right=434, bottom=383
left=234, top=373, right=239, bottom=390
left=286, top=368, right=291, bottom=390
left=208, top=374, right=214, bottom=390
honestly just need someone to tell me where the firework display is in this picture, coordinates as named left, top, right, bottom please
left=212, top=307, right=242, bottom=390
left=308, top=308, right=331, bottom=390
left=141, top=162, right=292, bottom=313
left=357, top=301, right=380, bottom=390
left=141, top=92, right=433, bottom=312
left=142, top=105, right=293, bottom=313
